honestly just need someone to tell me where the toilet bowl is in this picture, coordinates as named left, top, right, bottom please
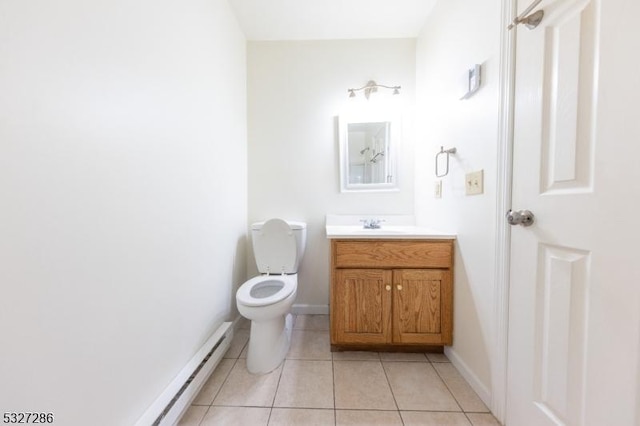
left=235, top=218, right=306, bottom=374
left=236, top=274, right=297, bottom=373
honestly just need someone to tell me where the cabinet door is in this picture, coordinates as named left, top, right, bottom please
left=332, top=269, right=392, bottom=345
left=392, top=269, right=452, bottom=345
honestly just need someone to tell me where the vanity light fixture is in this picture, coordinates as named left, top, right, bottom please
left=348, top=80, right=401, bottom=99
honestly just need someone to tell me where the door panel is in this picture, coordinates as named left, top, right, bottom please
left=333, top=269, right=392, bottom=344
left=533, top=245, right=590, bottom=423
left=393, top=269, right=451, bottom=345
left=539, top=0, right=597, bottom=193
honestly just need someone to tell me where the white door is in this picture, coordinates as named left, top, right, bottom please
left=506, top=0, right=640, bottom=425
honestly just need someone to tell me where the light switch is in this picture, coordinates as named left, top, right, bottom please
left=465, top=170, right=484, bottom=195
left=434, top=180, right=442, bottom=198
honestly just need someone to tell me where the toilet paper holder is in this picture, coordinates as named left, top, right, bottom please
left=435, top=146, right=457, bottom=178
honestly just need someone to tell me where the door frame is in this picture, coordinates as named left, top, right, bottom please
left=493, top=0, right=518, bottom=423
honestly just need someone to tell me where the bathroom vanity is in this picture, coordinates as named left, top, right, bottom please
left=326, top=217, right=455, bottom=352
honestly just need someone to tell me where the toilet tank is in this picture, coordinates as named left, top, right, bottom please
left=251, top=219, right=307, bottom=274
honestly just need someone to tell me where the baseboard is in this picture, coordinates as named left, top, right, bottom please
left=444, top=347, right=492, bottom=408
left=292, top=304, right=329, bottom=315
left=135, top=322, right=232, bottom=426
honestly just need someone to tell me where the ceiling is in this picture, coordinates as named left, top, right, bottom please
left=227, top=0, right=438, bottom=41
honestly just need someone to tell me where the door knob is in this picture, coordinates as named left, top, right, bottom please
left=385, top=285, right=391, bottom=291
left=396, top=285, right=403, bottom=291
left=506, top=209, right=535, bottom=227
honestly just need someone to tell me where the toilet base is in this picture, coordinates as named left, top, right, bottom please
left=246, top=313, right=293, bottom=374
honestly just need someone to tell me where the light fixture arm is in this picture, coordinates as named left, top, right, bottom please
left=348, top=80, right=401, bottom=99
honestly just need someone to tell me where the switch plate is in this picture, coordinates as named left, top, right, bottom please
left=465, top=170, right=484, bottom=195
left=460, top=64, right=482, bottom=100
left=434, top=180, right=442, bottom=198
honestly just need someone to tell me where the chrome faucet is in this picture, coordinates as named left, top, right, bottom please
left=360, top=218, right=385, bottom=229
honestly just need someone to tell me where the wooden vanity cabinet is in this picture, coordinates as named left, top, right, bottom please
left=330, top=239, right=453, bottom=349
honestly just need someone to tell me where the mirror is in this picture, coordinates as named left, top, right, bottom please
left=339, top=114, right=399, bottom=192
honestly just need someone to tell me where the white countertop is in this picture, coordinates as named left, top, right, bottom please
left=325, top=215, right=456, bottom=240
left=325, top=225, right=456, bottom=239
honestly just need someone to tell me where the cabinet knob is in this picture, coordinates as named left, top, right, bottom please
left=396, top=285, right=403, bottom=291
left=385, top=285, right=391, bottom=291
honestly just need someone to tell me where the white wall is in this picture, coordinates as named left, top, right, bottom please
left=0, top=1, right=246, bottom=424
left=247, top=39, right=416, bottom=311
left=415, top=0, right=501, bottom=401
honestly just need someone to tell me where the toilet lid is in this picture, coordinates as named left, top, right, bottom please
left=236, top=275, right=296, bottom=307
left=253, top=218, right=297, bottom=274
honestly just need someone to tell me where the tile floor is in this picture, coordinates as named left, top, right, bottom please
left=179, top=315, right=501, bottom=426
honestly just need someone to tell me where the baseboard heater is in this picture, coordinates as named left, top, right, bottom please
left=135, top=322, right=233, bottom=426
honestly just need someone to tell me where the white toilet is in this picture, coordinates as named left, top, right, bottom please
left=236, top=218, right=307, bottom=374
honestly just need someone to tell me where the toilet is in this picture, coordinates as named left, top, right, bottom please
left=236, top=218, right=307, bottom=374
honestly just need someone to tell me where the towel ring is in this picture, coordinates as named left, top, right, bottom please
left=435, top=146, right=457, bottom=178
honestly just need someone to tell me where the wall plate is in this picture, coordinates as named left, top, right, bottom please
left=465, top=170, right=484, bottom=195
left=460, top=64, right=482, bottom=100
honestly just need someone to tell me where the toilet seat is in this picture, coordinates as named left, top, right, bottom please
left=252, top=218, right=298, bottom=274
left=236, top=274, right=296, bottom=307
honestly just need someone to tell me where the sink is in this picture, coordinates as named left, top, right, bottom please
left=325, top=224, right=456, bottom=240
left=349, top=229, right=412, bottom=235
left=335, top=226, right=414, bottom=235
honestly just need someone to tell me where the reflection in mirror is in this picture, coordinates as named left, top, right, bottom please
left=339, top=115, right=399, bottom=192
left=348, top=122, right=390, bottom=184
